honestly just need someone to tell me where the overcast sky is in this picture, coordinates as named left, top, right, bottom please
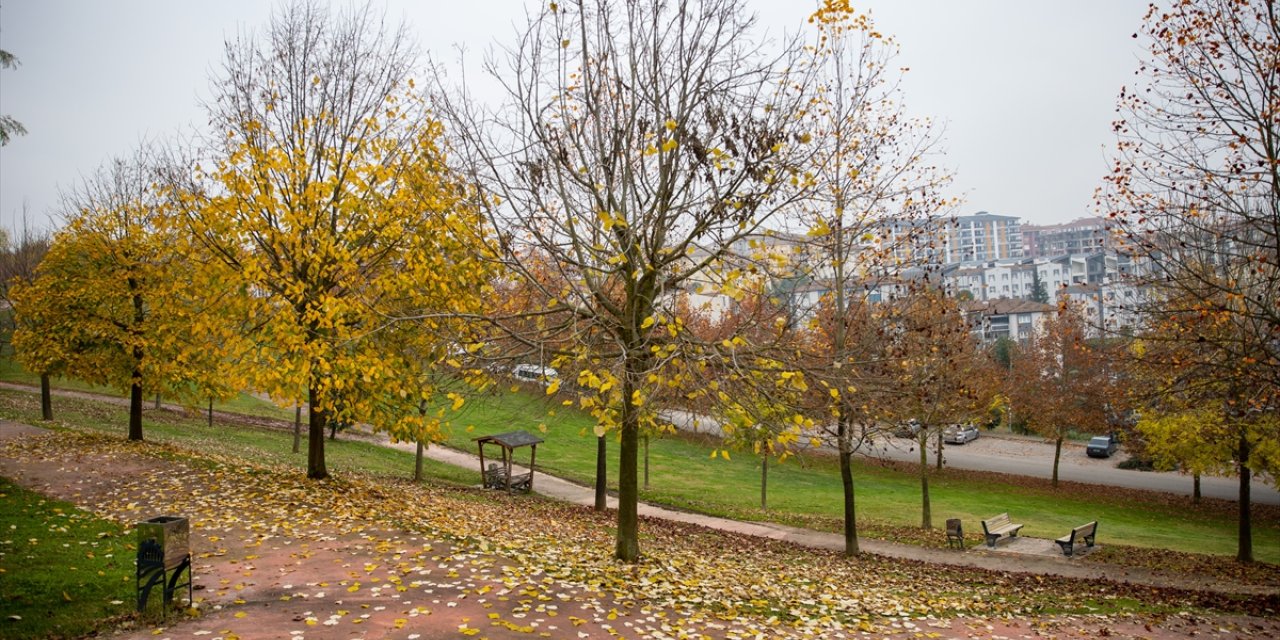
left=0, top=1, right=1148, bottom=233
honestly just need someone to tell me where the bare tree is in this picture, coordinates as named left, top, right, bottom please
left=1103, top=0, right=1278, bottom=394
left=435, top=0, right=820, bottom=562
left=1101, top=0, right=1279, bottom=562
left=773, top=2, right=951, bottom=555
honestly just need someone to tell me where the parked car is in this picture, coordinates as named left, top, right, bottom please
left=512, top=364, right=559, bottom=387
left=893, top=420, right=922, bottom=438
left=1086, top=434, right=1119, bottom=458
left=943, top=423, right=980, bottom=445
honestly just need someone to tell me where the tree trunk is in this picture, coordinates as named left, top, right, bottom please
left=1237, top=432, right=1253, bottom=563
left=306, top=384, right=328, bottom=479
left=643, top=435, right=650, bottom=491
left=838, top=416, right=859, bottom=555
left=128, top=377, right=144, bottom=441
left=39, top=373, right=52, bottom=420
left=594, top=434, right=607, bottom=512
left=207, top=397, right=214, bottom=428
left=292, top=405, right=302, bottom=454
left=1193, top=473, right=1201, bottom=504
left=918, top=431, right=931, bottom=529
left=1052, top=436, right=1064, bottom=488
left=760, top=454, right=768, bottom=512
left=414, top=439, right=425, bottom=482
left=329, top=419, right=338, bottom=440
left=128, top=286, right=145, bottom=441
left=154, top=392, right=161, bottom=410
left=935, top=432, right=944, bottom=470
left=615, top=364, right=642, bottom=563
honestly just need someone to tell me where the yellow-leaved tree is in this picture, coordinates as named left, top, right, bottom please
left=185, top=2, right=488, bottom=479
left=11, top=148, right=234, bottom=440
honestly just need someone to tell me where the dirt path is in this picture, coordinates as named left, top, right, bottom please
left=2, top=421, right=1278, bottom=640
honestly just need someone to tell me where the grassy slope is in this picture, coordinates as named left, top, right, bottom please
left=439, top=385, right=1278, bottom=562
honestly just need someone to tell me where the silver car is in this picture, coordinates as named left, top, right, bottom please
left=943, top=423, right=980, bottom=444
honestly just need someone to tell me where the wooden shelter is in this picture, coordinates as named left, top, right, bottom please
left=472, top=430, right=544, bottom=492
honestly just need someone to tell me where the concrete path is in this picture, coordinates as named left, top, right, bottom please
left=2, top=381, right=1274, bottom=597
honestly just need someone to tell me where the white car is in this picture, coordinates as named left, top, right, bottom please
left=511, top=364, right=559, bottom=387
left=943, top=424, right=980, bottom=445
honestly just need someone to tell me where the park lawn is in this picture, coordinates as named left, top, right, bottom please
left=0, top=477, right=136, bottom=640
left=439, top=387, right=1279, bottom=563
left=0, top=355, right=299, bottom=422
left=0, top=389, right=477, bottom=488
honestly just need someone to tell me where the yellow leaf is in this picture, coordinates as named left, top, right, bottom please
left=545, top=379, right=561, bottom=395
left=640, top=316, right=655, bottom=330
left=661, top=139, right=678, bottom=152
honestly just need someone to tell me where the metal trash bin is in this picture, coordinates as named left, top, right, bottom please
left=136, top=516, right=193, bottom=613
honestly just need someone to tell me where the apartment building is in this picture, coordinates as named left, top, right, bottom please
left=1021, top=217, right=1112, bottom=258
left=942, top=212, right=1023, bottom=263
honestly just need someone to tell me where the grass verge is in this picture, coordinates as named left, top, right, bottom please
left=0, top=477, right=135, bottom=640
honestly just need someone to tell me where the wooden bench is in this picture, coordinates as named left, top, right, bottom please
left=483, top=464, right=533, bottom=492
left=980, top=512, right=1024, bottom=548
left=1055, top=521, right=1098, bottom=557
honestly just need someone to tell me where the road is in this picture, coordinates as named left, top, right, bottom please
left=660, top=409, right=1280, bottom=506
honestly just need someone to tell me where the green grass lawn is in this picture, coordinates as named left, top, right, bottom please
left=0, top=477, right=136, bottom=640
left=0, top=355, right=297, bottom=421
left=438, top=386, right=1278, bottom=563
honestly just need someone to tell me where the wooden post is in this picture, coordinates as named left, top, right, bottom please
left=478, top=442, right=487, bottom=487
left=643, top=435, right=650, bottom=490
left=528, top=444, right=537, bottom=492
left=503, top=445, right=513, bottom=492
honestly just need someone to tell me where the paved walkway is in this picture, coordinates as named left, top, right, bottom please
left=2, top=381, right=1274, bottom=597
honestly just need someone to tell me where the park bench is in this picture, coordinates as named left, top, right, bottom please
left=483, top=463, right=533, bottom=492
left=980, top=512, right=1024, bottom=548
left=1055, top=521, right=1098, bottom=557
